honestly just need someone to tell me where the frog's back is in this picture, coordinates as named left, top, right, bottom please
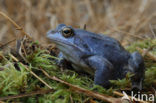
left=74, top=29, right=130, bottom=66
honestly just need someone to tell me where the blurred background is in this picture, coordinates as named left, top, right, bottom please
left=0, top=0, right=156, bottom=47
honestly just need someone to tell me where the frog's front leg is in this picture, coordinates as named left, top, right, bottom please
left=128, top=52, right=145, bottom=90
left=56, top=52, right=64, bottom=65
left=86, top=56, right=114, bottom=88
left=56, top=52, right=72, bottom=69
left=56, top=52, right=68, bottom=67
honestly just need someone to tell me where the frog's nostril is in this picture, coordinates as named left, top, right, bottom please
left=46, top=31, right=52, bottom=38
left=47, top=30, right=53, bottom=36
left=47, top=30, right=56, bottom=35
left=47, top=30, right=57, bottom=39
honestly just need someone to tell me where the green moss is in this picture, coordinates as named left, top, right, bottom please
left=0, top=61, right=28, bottom=96
left=126, top=39, right=156, bottom=53
left=0, top=39, right=155, bottom=102
left=110, top=73, right=133, bottom=89
left=111, top=39, right=156, bottom=89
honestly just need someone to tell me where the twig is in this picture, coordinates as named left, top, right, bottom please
left=0, top=89, right=53, bottom=101
left=149, top=24, right=156, bottom=38
left=141, top=45, right=156, bottom=57
left=137, top=47, right=156, bottom=61
left=0, top=39, right=16, bottom=49
left=40, top=68, right=121, bottom=103
left=70, top=95, right=74, bottom=103
left=0, top=12, right=32, bottom=39
left=16, top=38, right=29, bottom=63
left=9, top=54, right=52, bottom=89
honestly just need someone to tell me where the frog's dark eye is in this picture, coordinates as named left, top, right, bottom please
left=62, top=27, right=74, bottom=38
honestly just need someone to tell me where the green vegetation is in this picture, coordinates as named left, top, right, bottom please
left=0, top=39, right=155, bottom=103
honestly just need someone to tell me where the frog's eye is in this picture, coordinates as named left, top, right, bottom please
left=62, top=27, right=74, bottom=38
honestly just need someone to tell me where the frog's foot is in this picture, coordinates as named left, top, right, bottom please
left=55, top=52, right=64, bottom=65
left=128, top=52, right=145, bottom=90
left=55, top=53, right=72, bottom=69
left=86, top=56, right=114, bottom=88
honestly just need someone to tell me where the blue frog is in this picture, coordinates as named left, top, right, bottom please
left=47, top=24, right=145, bottom=90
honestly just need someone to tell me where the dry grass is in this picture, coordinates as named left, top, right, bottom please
left=0, top=0, right=156, bottom=47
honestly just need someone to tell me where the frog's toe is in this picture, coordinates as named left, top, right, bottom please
left=55, top=58, right=64, bottom=66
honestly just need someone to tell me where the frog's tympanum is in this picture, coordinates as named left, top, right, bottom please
left=47, top=24, right=145, bottom=90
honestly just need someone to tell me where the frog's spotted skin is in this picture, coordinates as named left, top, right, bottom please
left=47, top=24, right=145, bottom=90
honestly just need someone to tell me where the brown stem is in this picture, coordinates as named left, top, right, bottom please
left=137, top=47, right=156, bottom=61
left=40, top=68, right=121, bottom=103
left=9, top=54, right=52, bottom=89
left=0, top=12, right=32, bottom=39
left=0, top=89, right=53, bottom=101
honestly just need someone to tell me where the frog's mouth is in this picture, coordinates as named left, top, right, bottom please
left=50, top=38, right=78, bottom=49
left=49, top=38, right=86, bottom=56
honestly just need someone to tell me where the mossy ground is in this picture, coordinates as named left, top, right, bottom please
left=0, top=39, right=155, bottom=103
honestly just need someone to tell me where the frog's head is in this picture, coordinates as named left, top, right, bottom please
left=47, top=24, right=94, bottom=74
left=47, top=24, right=87, bottom=58
left=47, top=24, right=75, bottom=49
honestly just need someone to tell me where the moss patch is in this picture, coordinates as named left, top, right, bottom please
left=0, top=39, right=155, bottom=103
